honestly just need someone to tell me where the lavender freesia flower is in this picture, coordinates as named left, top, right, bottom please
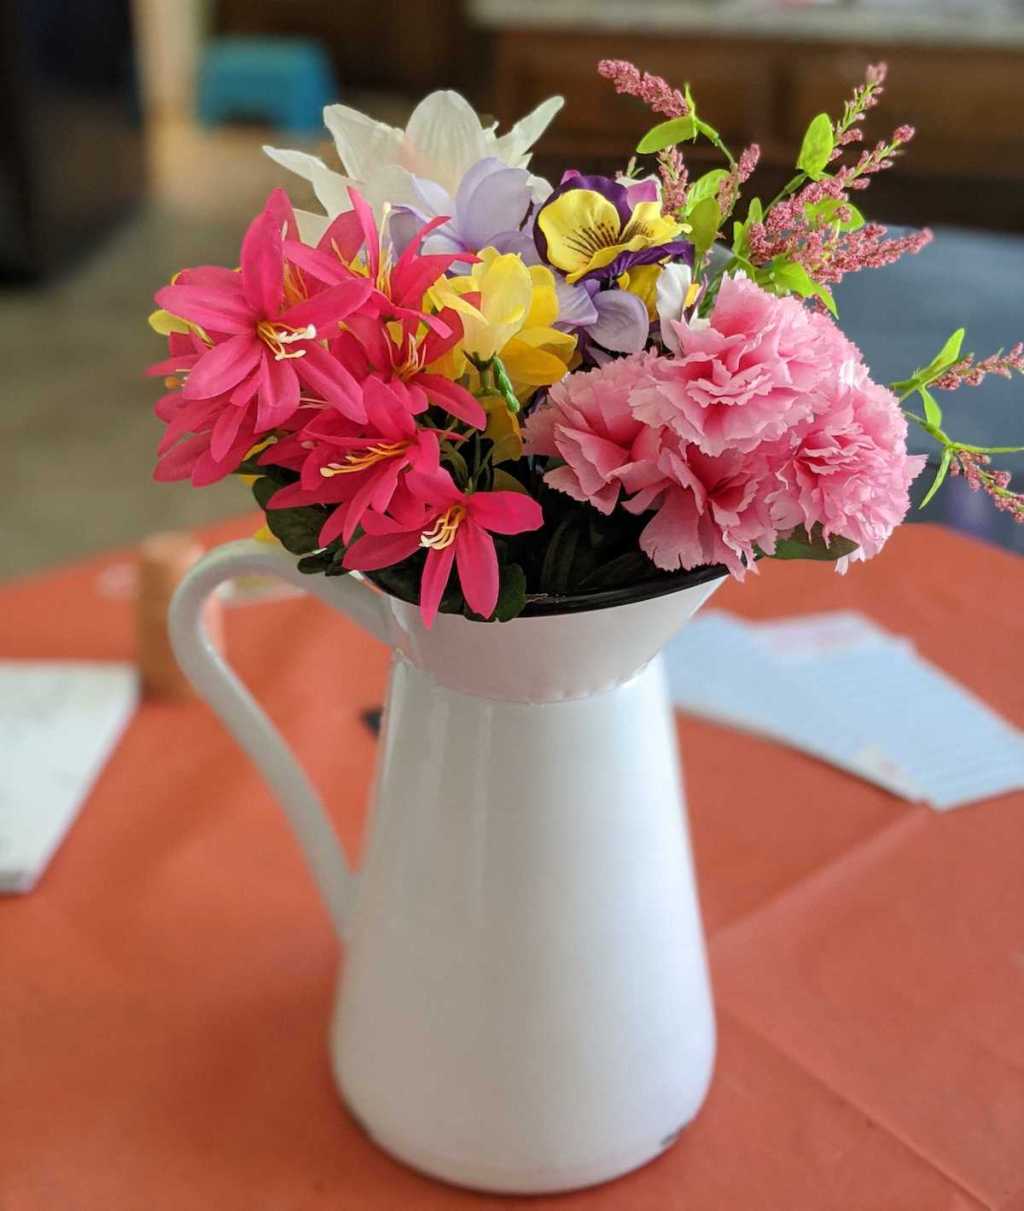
left=389, top=157, right=538, bottom=265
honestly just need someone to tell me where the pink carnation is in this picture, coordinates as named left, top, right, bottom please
left=524, top=352, right=660, bottom=514
left=618, top=435, right=776, bottom=578
left=529, top=273, right=922, bottom=580
left=766, top=366, right=926, bottom=564
left=632, top=274, right=858, bottom=456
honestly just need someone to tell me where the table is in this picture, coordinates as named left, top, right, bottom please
left=1, top=520, right=1022, bottom=1210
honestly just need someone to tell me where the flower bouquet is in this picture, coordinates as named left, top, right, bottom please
left=150, top=61, right=1024, bottom=626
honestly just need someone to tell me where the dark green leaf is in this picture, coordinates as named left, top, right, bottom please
left=772, top=524, right=858, bottom=562
left=493, top=563, right=527, bottom=622
left=253, top=477, right=326, bottom=555
left=539, top=513, right=581, bottom=595
left=578, top=550, right=656, bottom=590
left=440, top=440, right=469, bottom=485
left=297, top=550, right=338, bottom=575
left=796, top=113, right=834, bottom=179
left=637, top=116, right=696, bottom=153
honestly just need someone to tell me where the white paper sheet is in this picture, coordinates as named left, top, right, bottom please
left=665, top=611, right=1024, bottom=810
left=0, top=662, right=138, bottom=892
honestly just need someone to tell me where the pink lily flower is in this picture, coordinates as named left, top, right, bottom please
left=335, top=305, right=486, bottom=429
left=150, top=331, right=258, bottom=485
left=266, top=378, right=448, bottom=547
left=343, top=469, right=544, bottom=626
left=154, top=189, right=373, bottom=439
left=286, top=187, right=470, bottom=334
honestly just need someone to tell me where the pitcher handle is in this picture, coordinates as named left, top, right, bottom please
left=168, top=538, right=393, bottom=943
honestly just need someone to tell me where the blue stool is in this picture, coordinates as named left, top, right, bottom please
left=196, top=36, right=337, bottom=135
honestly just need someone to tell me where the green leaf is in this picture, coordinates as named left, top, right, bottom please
left=746, top=196, right=763, bottom=225
left=440, top=439, right=470, bottom=485
left=918, top=328, right=965, bottom=384
left=577, top=550, right=656, bottom=591
left=687, top=196, right=721, bottom=255
left=637, top=116, right=695, bottom=153
left=493, top=563, right=527, bottom=622
left=772, top=524, right=858, bottom=562
left=796, top=113, right=835, bottom=180
left=920, top=386, right=943, bottom=428
left=297, top=550, right=339, bottom=575
left=492, top=467, right=528, bottom=494
left=252, top=477, right=325, bottom=555
left=539, top=513, right=581, bottom=596
left=919, top=446, right=953, bottom=509
left=686, top=169, right=728, bottom=209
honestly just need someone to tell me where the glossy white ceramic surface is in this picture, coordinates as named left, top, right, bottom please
left=169, top=539, right=721, bottom=1194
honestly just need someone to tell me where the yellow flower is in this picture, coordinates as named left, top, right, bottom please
left=537, top=189, right=686, bottom=285
left=617, top=264, right=663, bottom=320
left=432, top=248, right=576, bottom=401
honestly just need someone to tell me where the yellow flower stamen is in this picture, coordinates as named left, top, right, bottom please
left=319, top=441, right=410, bottom=476
left=419, top=504, right=466, bottom=550
left=257, top=320, right=316, bottom=361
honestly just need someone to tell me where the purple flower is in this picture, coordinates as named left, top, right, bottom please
left=389, top=157, right=537, bottom=265
left=533, top=171, right=692, bottom=285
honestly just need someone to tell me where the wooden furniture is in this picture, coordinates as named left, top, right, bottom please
left=483, top=19, right=1024, bottom=231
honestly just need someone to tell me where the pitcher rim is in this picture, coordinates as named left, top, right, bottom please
left=368, top=561, right=728, bottom=620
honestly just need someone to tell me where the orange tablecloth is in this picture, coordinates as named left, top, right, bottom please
left=1, top=521, right=1022, bottom=1210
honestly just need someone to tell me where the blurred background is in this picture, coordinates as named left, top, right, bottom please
left=4, top=0, right=1023, bottom=580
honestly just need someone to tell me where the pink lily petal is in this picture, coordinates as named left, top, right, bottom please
left=343, top=529, right=421, bottom=571
left=420, top=544, right=456, bottom=628
left=283, top=240, right=350, bottom=287
left=154, top=434, right=207, bottom=482
left=467, top=491, right=544, bottom=534
left=420, top=308, right=465, bottom=362
left=209, top=403, right=247, bottom=461
left=240, top=206, right=284, bottom=317
left=263, top=187, right=298, bottom=242
left=146, top=353, right=200, bottom=378
left=346, top=188, right=380, bottom=281
left=281, top=278, right=372, bottom=330
left=405, top=465, right=461, bottom=506
left=255, top=356, right=300, bottom=430
left=183, top=334, right=262, bottom=399
left=298, top=344, right=366, bottom=422
left=455, top=521, right=499, bottom=619
left=344, top=312, right=394, bottom=372
left=363, top=378, right=416, bottom=436
left=191, top=426, right=254, bottom=486
left=155, top=284, right=254, bottom=335
left=391, top=250, right=468, bottom=310
left=416, top=373, right=486, bottom=429
left=230, top=368, right=261, bottom=408
left=316, top=210, right=366, bottom=262
left=178, top=266, right=245, bottom=292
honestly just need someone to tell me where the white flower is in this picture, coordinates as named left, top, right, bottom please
left=656, top=263, right=704, bottom=352
left=263, top=90, right=563, bottom=236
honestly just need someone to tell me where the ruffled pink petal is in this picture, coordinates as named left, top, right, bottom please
left=183, top=334, right=262, bottom=399
left=455, top=521, right=499, bottom=619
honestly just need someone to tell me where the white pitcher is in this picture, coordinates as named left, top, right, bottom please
left=169, top=538, right=722, bottom=1195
